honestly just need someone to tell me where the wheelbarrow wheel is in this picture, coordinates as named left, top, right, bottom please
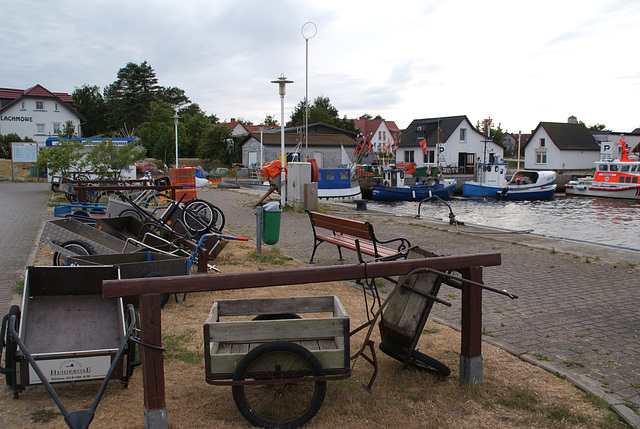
left=1, top=305, right=21, bottom=387
left=232, top=341, right=326, bottom=429
left=52, top=240, right=95, bottom=266
left=182, top=199, right=216, bottom=234
left=379, top=342, right=450, bottom=377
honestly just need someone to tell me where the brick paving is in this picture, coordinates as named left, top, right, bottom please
left=199, top=186, right=640, bottom=424
left=0, top=182, right=51, bottom=313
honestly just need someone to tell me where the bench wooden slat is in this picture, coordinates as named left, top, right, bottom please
left=307, top=210, right=411, bottom=263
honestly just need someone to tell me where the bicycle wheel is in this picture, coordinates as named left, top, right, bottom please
left=1, top=305, right=20, bottom=387
left=182, top=199, right=215, bottom=233
left=232, top=341, right=326, bottom=429
left=379, top=342, right=450, bottom=377
left=52, top=240, right=95, bottom=266
left=143, top=191, right=171, bottom=212
left=118, top=209, right=144, bottom=221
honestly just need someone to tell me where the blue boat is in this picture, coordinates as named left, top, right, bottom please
left=317, top=168, right=362, bottom=200
left=462, top=162, right=557, bottom=200
left=372, top=167, right=457, bottom=201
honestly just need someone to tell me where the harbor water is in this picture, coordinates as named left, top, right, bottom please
left=366, top=195, right=640, bottom=252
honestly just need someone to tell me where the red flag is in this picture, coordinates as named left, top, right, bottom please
left=419, top=139, right=427, bottom=154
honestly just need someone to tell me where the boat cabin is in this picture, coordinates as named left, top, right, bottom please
left=472, top=162, right=509, bottom=188
left=382, top=168, right=406, bottom=188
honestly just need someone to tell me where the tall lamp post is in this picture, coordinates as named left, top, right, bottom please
left=302, top=22, right=317, bottom=152
left=172, top=111, right=182, bottom=168
left=271, top=74, right=293, bottom=206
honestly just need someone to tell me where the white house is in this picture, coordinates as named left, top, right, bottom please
left=0, top=84, right=85, bottom=148
left=353, top=117, right=401, bottom=152
left=399, top=115, right=503, bottom=174
left=525, top=119, right=599, bottom=170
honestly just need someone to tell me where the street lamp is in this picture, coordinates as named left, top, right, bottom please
left=302, top=22, right=317, bottom=152
left=271, top=74, right=293, bottom=206
left=259, top=124, right=264, bottom=167
left=172, top=111, right=182, bottom=168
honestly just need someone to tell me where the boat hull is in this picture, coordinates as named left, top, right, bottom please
left=463, top=181, right=557, bottom=200
left=371, top=180, right=457, bottom=201
left=318, top=185, right=362, bottom=200
left=565, top=182, right=640, bottom=200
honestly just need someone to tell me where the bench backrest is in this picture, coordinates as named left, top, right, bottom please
left=308, top=211, right=372, bottom=240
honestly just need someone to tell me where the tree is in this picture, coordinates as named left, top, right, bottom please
left=197, top=124, right=234, bottom=163
left=84, top=140, right=145, bottom=180
left=288, top=96, right=356, bottom=132
left=72, top=84, right=107, bottom=136
left=136, top=101, right=175, bottom=164
left=61, top=120, right=76, bottom=138
left=263, top=114, right=279, bottom=126
left=104, top=61, right=162, bottom=130
left=35, top=139, right=85, bottom=177
left=1, top=133, right=34, bottom=159
left=588, top=123, right=608, bottom=131
left=158, top=86, right=190, bottom=110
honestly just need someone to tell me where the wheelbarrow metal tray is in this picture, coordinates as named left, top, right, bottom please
left=68, top=252, right=189, bottom=279
left=95, top=216, right=150, bottom=242
left=16, top=266, right=126, bottom=388
left=204, top=295, right=350, bottom=381
left=41, top=218, right=135, bottom=256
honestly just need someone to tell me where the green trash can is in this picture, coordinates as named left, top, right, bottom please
left=261, top=202, right=282, bottom=245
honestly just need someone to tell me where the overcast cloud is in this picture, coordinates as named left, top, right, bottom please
left=2, top=0, right=639, bottom=133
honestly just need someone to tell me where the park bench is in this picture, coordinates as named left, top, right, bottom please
left=306, top=210, right=411, bottom=264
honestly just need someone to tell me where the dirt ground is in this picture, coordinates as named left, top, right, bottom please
left=0, top=233, right=626, bottom=428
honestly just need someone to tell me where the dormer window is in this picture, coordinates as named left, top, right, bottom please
left=416, top=126, right=424, bottom=139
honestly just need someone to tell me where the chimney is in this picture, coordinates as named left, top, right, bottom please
left=231, top=118, right=236, bottom=122
left=568, top=115, right=578, bottom=124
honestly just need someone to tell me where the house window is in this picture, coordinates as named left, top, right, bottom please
left=536, top=151, right=547, bottom=164
left=540, top=138, right=546, bottom=147
left=460, top=128, right=467, bottom=141
left=35, top=101, right=44, bottom=110
left=21, top=101, right=25, bottom=109
left=423, top=150, right=435, bottom=163
left=55, top=103, right=59, bottom=111
left=378, top=131, right=382, bottom=140
left=36, top=123, right=45, bottom=134
left=53, top=123, right=61, bottom=134
left=404, top=151, right=415, bottom=163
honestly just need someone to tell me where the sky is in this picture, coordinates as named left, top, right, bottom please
left=2, top=0, right=639, bottom=134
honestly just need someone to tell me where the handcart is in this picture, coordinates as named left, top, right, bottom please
left=203, top=247, right=518, bottom=428
left=204, top=295, right=350, bottom=428
left=0, top=266, right=140, bottom=403
left=40, top=218, right=140, bottom=265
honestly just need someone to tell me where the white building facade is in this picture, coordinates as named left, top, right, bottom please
left=0, top=85, right=84, bottom=148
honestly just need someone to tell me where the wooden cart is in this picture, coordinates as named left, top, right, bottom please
left=204, top=295, right=350, bottom=428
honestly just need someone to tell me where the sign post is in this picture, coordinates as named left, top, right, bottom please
left=11, top=142, right=38, bottom=181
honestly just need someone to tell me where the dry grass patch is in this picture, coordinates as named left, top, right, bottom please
left=0, top=239, right=626, bottom=428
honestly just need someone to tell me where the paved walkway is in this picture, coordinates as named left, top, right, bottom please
left=0, top=182, right=51, bottom=313
left=198, top=186, right=640, bottom=427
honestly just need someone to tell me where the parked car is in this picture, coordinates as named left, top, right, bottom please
left=136, top=160, right=159, bottom=175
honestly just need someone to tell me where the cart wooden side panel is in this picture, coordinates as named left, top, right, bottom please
left=204, top=296, right=349, bottom=381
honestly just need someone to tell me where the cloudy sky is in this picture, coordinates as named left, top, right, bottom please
left=2, top=0, right=639, bottom=134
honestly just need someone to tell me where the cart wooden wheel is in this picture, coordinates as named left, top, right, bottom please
left=52, top=240, right=95, bottom=266
left=379, top=341, right=451, bottom=377
left=232, top=341, right=326, bottom=429
left=1, top=305, right=20, bottom=387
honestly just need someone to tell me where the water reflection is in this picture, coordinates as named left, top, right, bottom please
left=367, top=195, right=640, bottom=251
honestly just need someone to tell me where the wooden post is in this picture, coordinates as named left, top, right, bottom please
left=460, top=266, right=483, bottom=384
left=139, top=294, right=168, bottom=428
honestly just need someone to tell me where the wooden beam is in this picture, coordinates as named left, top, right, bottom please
left=103, top=253, right=501, bottom=298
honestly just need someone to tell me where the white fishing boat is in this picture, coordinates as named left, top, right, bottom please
left=463, top=161, right=557, bottom=200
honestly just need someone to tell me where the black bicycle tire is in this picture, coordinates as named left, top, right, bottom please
left=232, top=341, right=326, bottom=428
left=182, top=199, right=215, bottom=233
left=209, top=204, right=225, bottom=232
left=2, top=305, right=20, bottom=387
left=52, top=240, right=95, bottom=266
left=379, top=341, right=450, bottom=377
left=118, top=209, right=144, bottom=221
